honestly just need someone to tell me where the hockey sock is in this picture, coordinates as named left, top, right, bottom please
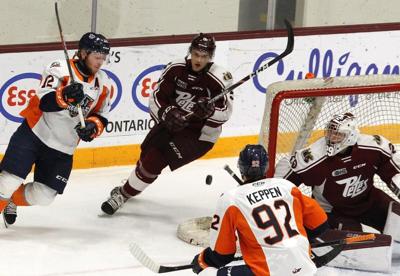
left=0, top=199, right=8, bottom=213
left=11, top=185, right=30, bottom=206
left=122, top=181, right=141, bottom=198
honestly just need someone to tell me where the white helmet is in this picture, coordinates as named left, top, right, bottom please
left=325, top=112, right=359, bottom=156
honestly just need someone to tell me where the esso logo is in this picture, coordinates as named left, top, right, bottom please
left=132, top=65, right=165, bottom=112
left=101, top=69, right=122, bottom=111
left=0, top=73, right=41, bottom=123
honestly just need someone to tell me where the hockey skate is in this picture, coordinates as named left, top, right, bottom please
left=3, top=201, right=17, bottom=226
left=101, top=186, right=128, bottom=215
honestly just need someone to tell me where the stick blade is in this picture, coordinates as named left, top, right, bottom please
left=129, top=243, right=161, bottom=273
left=283, top=19, right=294, bottom=54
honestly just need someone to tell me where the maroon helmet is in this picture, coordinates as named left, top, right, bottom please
left=189, top=33, right=216, bottom=57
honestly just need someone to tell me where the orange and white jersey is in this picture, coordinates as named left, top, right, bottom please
left=20, top=59, right=113, bottom=155
left=209, top=178, right=327, bottom=276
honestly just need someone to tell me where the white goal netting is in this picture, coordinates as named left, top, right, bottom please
left=259, top=74, right=400, bottom=199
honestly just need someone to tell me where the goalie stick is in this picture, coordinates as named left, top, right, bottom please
left=54, top=2, right=86, bottom=128
left=184, top=19, right=294, bottom=120
left=129, top=233, right=376, bottom=273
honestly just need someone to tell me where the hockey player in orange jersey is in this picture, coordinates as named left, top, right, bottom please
left=191, top=144, right=329, bottom=276
left=0, top=32, right=113, bottom=225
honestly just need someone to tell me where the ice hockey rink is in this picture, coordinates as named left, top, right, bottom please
left=0, top=157, right=399, bottom=276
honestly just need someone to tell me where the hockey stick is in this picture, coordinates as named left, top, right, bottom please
left=223, top=165, right=244, bottom=185
left=130, top=234, right=375, bottom=273
left=54, top=2, right=86, bottom=128
left=183, top=19, right=294, bottom=120
left=311, top=233, right=376, bottom=268
left=129, top=243, right=241, bottom=274
left=209, top=19, right=294, bottom=104
left=311, top=233, right=375, bottom=248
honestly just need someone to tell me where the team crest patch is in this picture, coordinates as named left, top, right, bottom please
left=50, top=61, right=61, bottom=68
left=389, top=143, right=397, bottom=154
left=290, top=155, right=297, bottom=169
left=223, top=72, right=232, bottom=81
left=301, top=148, right=313, bottom=163
left=373, top=135, right=382, bottom=145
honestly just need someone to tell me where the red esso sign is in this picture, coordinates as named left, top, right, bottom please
left=0, top=73, right=41, bottom=122
left=7, top=85, right=36, bottom=107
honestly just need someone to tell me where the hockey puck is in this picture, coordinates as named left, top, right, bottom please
left=205, top=175, right=213, bottom=185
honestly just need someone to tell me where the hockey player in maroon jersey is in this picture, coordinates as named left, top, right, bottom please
left=275, top=112, right=400, bottom=243
left=101, top=33, right=234, bottom=215
left=0, top=32, right=112, bottom=225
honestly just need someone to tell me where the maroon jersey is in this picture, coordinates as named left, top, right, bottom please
left=149, top=58, right=233, bottom=143
left=274, top=134, right=400, bottom=217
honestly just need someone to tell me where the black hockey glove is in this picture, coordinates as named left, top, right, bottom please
left=192, top=97, right=215, bottom=120
left=191, top=253, right=206, bottom=274
left=75, top=120, right=98, bottom=142
left=161, top=106, right=188, bottom=132
left=62, top=83, right=84, bottom=106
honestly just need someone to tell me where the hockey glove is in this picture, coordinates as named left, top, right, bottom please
left=191, top=252, right=208, bottom=274
left=192, top=97, right=215, bottom=120
left=56, top=83, right=85, bottom=109
left=75, top=116, right=104, bottom=142
left=161, top=106, right=188, bottom=132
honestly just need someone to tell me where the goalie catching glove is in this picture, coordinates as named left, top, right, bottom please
left=75, top=116, right=104, bottom=142
left=160, top=105, right=188, bottom=132
left=192, top=97, right=215, bottom=120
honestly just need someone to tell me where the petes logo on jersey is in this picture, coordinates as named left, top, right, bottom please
left=336, top=175, right=368, bottom=198
left=175, top=90, right=195, bottom=111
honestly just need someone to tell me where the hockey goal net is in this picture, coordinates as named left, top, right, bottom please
left=177, top=75, right=400, bottom=248
left=259, top=74, right=400, bottom=199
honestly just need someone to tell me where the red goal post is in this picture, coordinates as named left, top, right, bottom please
left=259, top=74, right=400, bottom=197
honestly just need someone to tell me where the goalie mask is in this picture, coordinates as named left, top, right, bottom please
left=325, top=112, right=360, bottom=156
left=238, top=144, right=268, bottom=183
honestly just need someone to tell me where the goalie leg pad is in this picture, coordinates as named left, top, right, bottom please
left=325, top=243, right=392, bottom=272
left=0, top=171, right=24, bottom=199
left=383, top=201, right=400, bottom=242
left=24, top=182, right=57, bottom=206
left=317, top=230, right=392, bottom=272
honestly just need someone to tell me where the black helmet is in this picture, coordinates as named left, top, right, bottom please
left=189, top=33, right=216, bottom=57
left=79, top=32, right=110, bottom=55
left=238, top=144, right=268, bottom=182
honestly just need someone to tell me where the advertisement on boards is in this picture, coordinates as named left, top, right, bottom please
left=1, top=30, right=400, bottom=154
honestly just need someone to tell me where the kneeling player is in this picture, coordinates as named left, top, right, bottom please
left=191, top=144, right=329, bottom=276
left=275, top=112, right=400, bottom=244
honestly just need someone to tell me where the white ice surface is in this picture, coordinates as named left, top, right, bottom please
left=1, top=157, right=400, bottom=276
